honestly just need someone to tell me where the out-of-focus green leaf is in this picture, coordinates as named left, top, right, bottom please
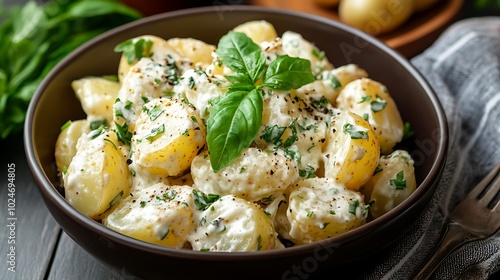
left=0, top=0, right=142, bottom=139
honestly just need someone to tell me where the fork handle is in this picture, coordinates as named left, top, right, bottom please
left=413, top=222, right=479, bottom=280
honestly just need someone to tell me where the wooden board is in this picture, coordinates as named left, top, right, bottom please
left=247, top=0, right=464, bottom=57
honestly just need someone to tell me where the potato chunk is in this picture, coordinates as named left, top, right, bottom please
left=323, top=111, right=380, bottom=191
left=188, top=194, right=280, bottom=252
left=191, top=148, right=299, bottom=202
left=287, top=178, right=367, bottom=244
left=103, top=183, right=195, bottom=248
left=131, top=97, right=205, bottom=177
left=117, top=35, right=183, bottom=81
left=361, top=150, right=417, bottom=218
left=72, top=77, right=120, bottom=122
left=282, top=31, right=333, bottom=74
left=336, top=78, right=403, bottom=154
left=55, top=119, right=90, bottom=176
left=167, top=37, right=215, bottom=66
left=233, top=20, right=278, bottom=44
left=63, top=131, right=131, bottom=219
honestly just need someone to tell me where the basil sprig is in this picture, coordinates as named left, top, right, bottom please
left=207, top=31, right=315, bottom=172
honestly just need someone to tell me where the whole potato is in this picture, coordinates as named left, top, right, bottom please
left=339, top=0, right=413, bottom=35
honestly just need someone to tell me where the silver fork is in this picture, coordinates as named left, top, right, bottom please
left=413, top=162, right=500, bottom=280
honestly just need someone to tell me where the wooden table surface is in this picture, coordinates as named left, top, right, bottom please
left=1, top=1, right=499, bottom=280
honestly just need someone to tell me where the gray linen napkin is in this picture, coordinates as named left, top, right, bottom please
left=358, top=17, right=500, bottom=279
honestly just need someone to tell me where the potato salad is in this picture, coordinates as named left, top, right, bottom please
left=55, top=20, right=417, bottom=252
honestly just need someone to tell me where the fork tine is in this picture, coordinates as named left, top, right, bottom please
left=469, top=162, right=500, bottom=199
left=489, top=171, right=500, bottom=210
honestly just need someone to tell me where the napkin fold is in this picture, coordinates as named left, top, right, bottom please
left=358, top=17, right=500, bottom=279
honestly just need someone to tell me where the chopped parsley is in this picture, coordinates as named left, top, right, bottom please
left=343, top=123, right=368, bottom=139
left=390, top=171, right=407, bottom=190
left=114, top=122, right=133, bottom=146
left=114, top=38, right=154, bottom=65
left=348, top=200, right=360, bottom=215
left=61, top=120, right=72, bottom=131
left=370, top=96, right=387, bottom=112
left=147, top=105, right=164, bottom=121
left=144, top=124, right=165, bottom=142
left=358, top=95, right=372, bottom=104
left=192, top=189, right=220, bottom=211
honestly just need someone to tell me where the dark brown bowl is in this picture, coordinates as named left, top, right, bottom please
left=24, top=6, right=448, bottom=279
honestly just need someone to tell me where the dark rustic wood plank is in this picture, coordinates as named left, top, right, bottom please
left=0, top=133, right=61, bottom=280
left=47, top=232, right=125, bottom=280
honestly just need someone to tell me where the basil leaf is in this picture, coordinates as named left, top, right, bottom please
left=262, top=55, right=315, bottom=90
left=207, top=89, right=263, bottom=172
left=216, top=31, right=266, bottom=85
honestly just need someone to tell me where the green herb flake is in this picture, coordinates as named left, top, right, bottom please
left=115, top=38, right=154, bottom=65
left=373, top=165, right=383, bottom=175
left=140, top=201, right=147, bottom=208
left=312, top=48, right=326, bottom=60
left=145, top=124, right=165, bottom=142
left=299, top=165, right=316, bottom=179
left=188, top=76, right=196, bottom=89
left=257, top=235, right=263, bottom=251
left=103, top=138, right=117, bottom=149
left=307, top=211, right=314, bottom=218
left=147, top=105, right=164, bottom=121
left=348, top=200, right=359, bottom=215
left=89, top=119, right=109, bottom=130
left=114, top=122, right=133, bottom=146
left=109, top=191, right=124, bottom=208
left=390, top=171, right=407, bottom=190
left=343, top=123, right=368, bottom=139
left=61, top=120, right=72, bottom=131
left=357, top=95, right=371, bottom=104
left=159, top=227, right=170, bottom=240
left=370, top=97, right=387, bottom=112
left=402, top=122, right=415, bottom=140
left=261, top=124, right=286, bottom=146
left=192, top=189, right=220, bottom=211
left=320, top=222, right=329, bottom=229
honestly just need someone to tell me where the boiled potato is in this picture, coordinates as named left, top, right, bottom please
left=131, top=97, right=205, bottom=178
left=72, top=77, right=120, bottom=122
left=191, top=148, right=299, bottom=202
left=323, top=110, right=380, bottom=191
left=103, top=183, right=195, bottom=248
left=256, top=90, right=333, bottom=175
left=55, top=119, right=90, bottom=177
left=287, top=178, right=367, bottom=244
left=114, top=57, right=182, bottom=129
left=167, top=37, right=216, bottom=66
left=173, top=69, right=227, bottom=120
left=336, top=78, right=404, bottom=154
left=233, top=20, right=278, bottom=44
left=339, top=0, right=413, bottom=35
left=188, top=194, right=280, bottom=251
left=117, top=35, right=182, bottom=82
left=282, top=31, right=333, bottom=74
left=361, top=150, right=417, bottom=218
left=296, top=64, right=369, bottom=106
left=63, top=131, right=131, bottom=220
